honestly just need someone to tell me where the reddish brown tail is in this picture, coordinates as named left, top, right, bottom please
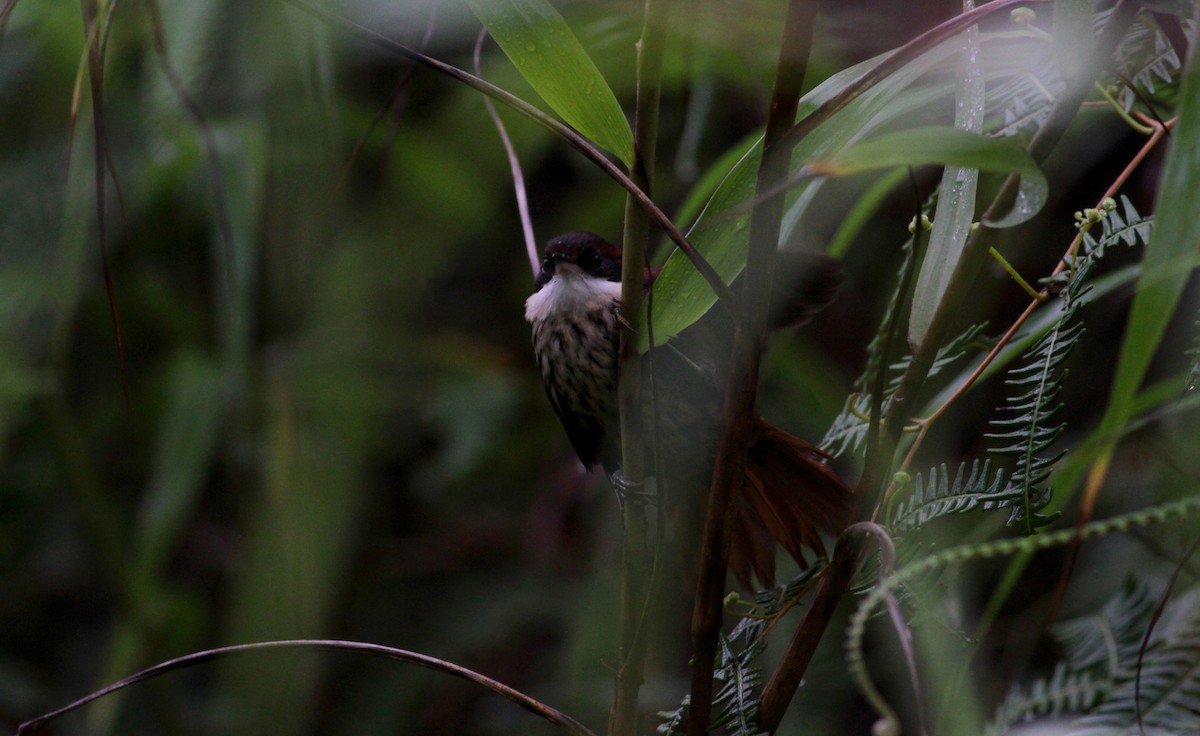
left=730, top=418, right=854, bottom=588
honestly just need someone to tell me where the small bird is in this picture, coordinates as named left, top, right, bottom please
left=525, top=231, right=852, bottom=587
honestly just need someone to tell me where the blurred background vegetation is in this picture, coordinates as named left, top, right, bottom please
left=1, top=0, right=1197, bottom=734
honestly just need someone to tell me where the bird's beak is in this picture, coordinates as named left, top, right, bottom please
left=551, top=253, right=583, bottom=277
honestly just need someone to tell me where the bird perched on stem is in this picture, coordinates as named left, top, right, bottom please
left=525, top=231, right=851, bottom=587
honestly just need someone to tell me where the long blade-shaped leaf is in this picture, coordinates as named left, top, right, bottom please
left=911, top=8, right=984, bottom=344
left=809, top=126, right=1043, bottom=186
left=640, top=40, right=962, bottom=349
left=467, top=0, right=633, bottom=164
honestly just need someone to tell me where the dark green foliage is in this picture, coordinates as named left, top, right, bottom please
left=658, top=566, right=827, bottom=735
left=709, top=633, right=769, bottom=736
left=1056, top=581, right=1156, bottom=671
left=821, top=235, right=919, bottom=459
left=7, top=2, right=1200, bottom=735
left=988, top=581, right=1200, bottom=735
left=987, top=664, right=1108, bottom=734
left=887, top=460, right=1014, bottom=534
left=984, top=198, right=1153, bottom=534
left=821, top=253, right=989, bottom=460
left=657, top=630, right=769, bottom=735
left=1078, top=195, right=1154, bottom=259
left=1113, top=12, right=1190, bottom=110
left=985, top=314, right=1078, bottom=532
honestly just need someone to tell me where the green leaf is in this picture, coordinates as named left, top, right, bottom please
left=809, top=126, right=1043, bottom=188
left=911, top=18, right=985, bottom=345
left=639, top=141, right=761, bottom=351
left=641, top=40, right=963, bottom=349
left=815, top=126, right=1047, bottom=232
left=467, top=0, right=633, bottom=164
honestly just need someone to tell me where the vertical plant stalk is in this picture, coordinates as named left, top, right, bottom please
left=686, top=1, right=817, bottom=734
left=610, top=1, right=670, bottom=734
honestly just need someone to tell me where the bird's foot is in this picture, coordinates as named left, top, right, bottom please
left=610, top=470, right=656, bottom=510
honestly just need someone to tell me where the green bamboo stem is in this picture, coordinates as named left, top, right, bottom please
left=610, top=0, right=670, bottom=733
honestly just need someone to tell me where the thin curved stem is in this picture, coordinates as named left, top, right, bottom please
left=474, top=29, right=539, bottom=278
left=18, top=640, right=597, bottom=736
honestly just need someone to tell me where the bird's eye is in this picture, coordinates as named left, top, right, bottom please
left=542, top=256, right=555, bottom=273
left=578, top=249, right=602, bottom=270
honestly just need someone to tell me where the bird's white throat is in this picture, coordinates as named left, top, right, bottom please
left=525, top=269, right=622, bottom=323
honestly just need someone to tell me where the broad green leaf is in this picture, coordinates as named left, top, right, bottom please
left=638, top=141, right=760, bottom=351
left=810, top=126, right=1042, bottom=183
left=814, top=126, right=1047, bottom=229
left=640, top=39, right=964, bottom=349
left=467, top=0, right=633, bottom=164
left=911, top=15, right=985, bottom=345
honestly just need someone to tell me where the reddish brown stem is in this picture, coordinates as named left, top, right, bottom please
left=895, top=115, right=1173, bottom=476
left=758, top=537, right=860, bottom=731
left=686, top=1, right=818, bottom=734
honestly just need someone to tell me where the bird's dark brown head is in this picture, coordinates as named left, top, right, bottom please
left=534, top=232, right=623, bottom=291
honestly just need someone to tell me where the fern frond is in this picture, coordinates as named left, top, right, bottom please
left=656, top=700, right=688, bottom=735
left=822, top=235, right=919, bottom=459
left=850, top=499, right=1200, bottom=734
left=1112, top=13, right=1192, bottom=111
left=989, top=581, right=1200, bottom=735
left=1054, top=580, right=1156, bottom=675
left=1068, top=612, right=1200, bottom=735
left=986, top=311, right=1081, bottom=531
left=888, top=459, right=1014, bottom=533
left=822, top=392, right=875, bottom=459
left=888, top=322, right=990, bottom=394
left=710, top=635, right=768, bottom=736
left=822, top=322, right=988, bottom=459
left=987, top=196, right=1151, bottom=533
left=656, top=565, right=827, bottom=735
left=986, top=39, right=1062, bottom=139
left=1078, top=195, right=1154, bottom=260
left=986, top=663, right=1109, bottom=736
